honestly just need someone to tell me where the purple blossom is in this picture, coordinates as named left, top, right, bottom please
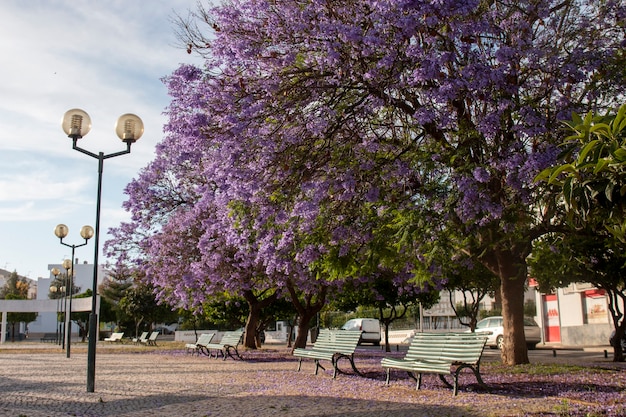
left=472, top=167, right=490, bottom=183
left=103, top=0, right=626, bottom=340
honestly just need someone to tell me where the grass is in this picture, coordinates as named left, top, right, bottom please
left=488, top=362, right=610, bottom=376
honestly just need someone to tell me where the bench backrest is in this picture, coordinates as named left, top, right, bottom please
left=405, top=332, right=487, bottom=365
left=111, top=332, right=124, bottom=340
left=311, top=329, right=362, bottom=355
left=148, top=331, right=159, bottom=341
left=220, top=330, right=243, bottom=346
left=196, top=333, right=215, bottom=346
left=313, top=328, right=332, bottom=344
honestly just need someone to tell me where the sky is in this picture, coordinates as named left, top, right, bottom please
left=0, top=0, right=204, bottom=280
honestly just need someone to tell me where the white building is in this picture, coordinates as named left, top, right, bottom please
left=534, top=281, right=614, bottom=347
left=27, top=259, right=107, bottom=337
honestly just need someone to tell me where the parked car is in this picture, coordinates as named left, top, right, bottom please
left=154, top=323, right=178, bottom=335
left=340, top=318, right=381, bottom=345
left=473, top=316, right=541, bottom=350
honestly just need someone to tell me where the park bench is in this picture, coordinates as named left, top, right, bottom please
left=381, top=332, right=489, bottom=396
left=104, top=332, right=125, bottom=343
left=203, top=330, right=244, bottom=360
left=40, top=333, right=57, bottom=343
left=185, top=333, right=215, bottom=355
left=132, top=331, right=149, bottom=344
left=140, top=331, right=160, bottom=346
left=292, top=329, right=364, bottom=378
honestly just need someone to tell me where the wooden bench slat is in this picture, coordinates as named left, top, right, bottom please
left=104, top=332, right=125, bottom=343
left=203, top=330, right=244, bottom=360
left=185, top=333, right=216, bottom=355
left=293, top=329, right=363, bottom=378
left=382, top=332, right=488, bottom=396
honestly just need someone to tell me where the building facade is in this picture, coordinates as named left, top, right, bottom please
left=27, top=259, right=106, bottom=337
left=534, top=281, right=614, bottom=347
left=419, top=282, right=614, bottom=347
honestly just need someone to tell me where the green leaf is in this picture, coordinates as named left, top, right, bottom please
left=563, top=176, right=573, bottom=203
left=605, top=181, right=615, bottom=202
left=613, top=104, right=626, bottom=135
left=547, top=164, right=576, bottom=184
left=534, top=167, right=553, bottom=183
left=613, top=148, right=626, bottom=162
left=576, top=139, right=602, bottom=165
left=593, top=158, right=610, bottom=174
left=571, top=112, right=583, bottom=126
left=589, top=123, right=611, bottom=136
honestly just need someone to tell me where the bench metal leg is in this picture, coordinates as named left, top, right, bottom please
left=385, top=369, right=391, bottom=385
left=472, top=363, right=486, bottom=387
left=297, top=358, right=303, bottom=372
left=438, top=374, right=454, bottom=389
left=332, top=357, right=340, bottom=379
left=314, top=360, right=325, bottom=375
left=416, top=373, right=423, bottom=390
left=344, top=356, right=364, bottom=377
left=225, top=346, right=243, bottom=360
left=333, top=354, right=364, bottom=378
left=451, top=364, right=487, bottom=396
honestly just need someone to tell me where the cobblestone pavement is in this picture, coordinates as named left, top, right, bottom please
left=0, top=342, right=619, bottom=417
left=0, top=344, right=467, bottom=417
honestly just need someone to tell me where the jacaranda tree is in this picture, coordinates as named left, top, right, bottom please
left=108, top=0, right=625, bottom=364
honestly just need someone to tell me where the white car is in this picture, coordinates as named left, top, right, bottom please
left=340, top=318, right=381, bottom=345
left=474, top=316, right=541, bottom=350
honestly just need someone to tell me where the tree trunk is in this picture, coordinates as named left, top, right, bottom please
left=285, top=280, right=327, bottom=350
left=605, top=289, right=625, bottom=362
left=293, top=311, right=317, bottom=349
left=497, top=250, right=529, bottom=365
left=379, top=304, right=407, bottom=352
left=612, top=336, right=625, bottom=362
left=480, top=245, right=530, bottom=365
left=382, top=320, right=391, bottom=351
left=135, top=318, right=144, bottom=339
left=243, top=307, right=260, bottom=350
left=242, top=289, right=278, bottom=349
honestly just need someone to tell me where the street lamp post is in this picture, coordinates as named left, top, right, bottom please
left=49, top=268, right=61, bottom=345
left=54, top=224, right=94, bottom=358
left=63, top=260, right=73, bottom=354
left=61, top=108, right=143, bottom=392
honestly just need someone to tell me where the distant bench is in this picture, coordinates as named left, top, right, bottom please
left=293, top=329, right=363, bottom=378
left=104, top=332, right=125, bottom=343
left=203, top=330, right=244, bottom=360
left=186, top=333, right=215, bottom=356
left=381, top=332, right=488, bottom=396
left=40, top=333, right=57, bottom=343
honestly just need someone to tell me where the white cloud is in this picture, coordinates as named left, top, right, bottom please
left=0, top=0, right=204, bottom=277
left=0, top=173, right=89, bottom=202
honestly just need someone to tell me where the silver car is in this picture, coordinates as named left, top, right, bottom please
left=474, top=316, right=541, bottom=350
